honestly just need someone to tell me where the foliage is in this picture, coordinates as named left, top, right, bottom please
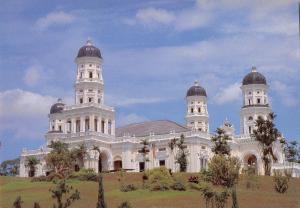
left=31, top=172, right=64, bottom=182
left=33, top=202, right=41, bottom=208
left=26, top=156, right=40, bottom=177
left=68, top=168, right=98, bottom=181
left=118, top=201, right=132, bottom=208
left=207, top=155, right=240, bottom=188
left=174, top=134, right=189, bottom=172
left=172, top=174, right=186, bottom=191
left=253, top=113, right=281, bottom=176
left=49, top=180, right=80, bottom=208
left=139, top=139, right=150, bottom=187
left=243, top=168, right=260, bottom=190
left=273, top=170, right=291, bottom=194
left=0, top=158, right=20, bottom=176
left=96, top=174, right=106, bottom=208
left=188, top=175, right=199, bottom=184
left=45, top=141, right=73, bottom=177
left=70, top=144, right=87, bottom=169
left=211, top=128, right=231, bottom=155
left=120, top=184, right=137, bottom=192
left=13, top=196, right=23, bottom=208
left=146, top=167, right=174, bottom=191
left=284, top=141, right=300, bottom=163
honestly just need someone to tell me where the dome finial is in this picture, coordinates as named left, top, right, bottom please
left=57, top=98, right=62, bottom=103
left=251, top=66, right=257, bottom=72
left=86, top=37, right=92, bottom=46
left=194, top=80, right=199, bottom=86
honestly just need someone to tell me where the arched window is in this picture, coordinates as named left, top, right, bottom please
left=248, top=116, right=253, bottom=121
left=89, top=72, right=93, bottom=78
left=198, top=107, right=201, bottom=113
left=191, top=108, right=194, bottom=113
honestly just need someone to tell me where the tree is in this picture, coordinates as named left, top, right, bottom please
left=33, top=202, right=41, bottom=208
left=211, top=128, right=231, bottom=155
left=45, top=141, right=73, bottom=177
left=26, top=156, right=39, bottom=177
left=175, top=134, right=189, bottom=172
left=0, top=158, right=20, bottom=176
left=284, top=141, right=299, bottom=163
left=49, top=180, right=80, bottom=208
left=71, top=144, right=87, bottom=169
left=96, top=174, right=106, bottom=208
left=253, top=113, right=281, bottom=176
left=139, top=139, right=149, bottom=186
left=13, top=196, right=23, bottom=208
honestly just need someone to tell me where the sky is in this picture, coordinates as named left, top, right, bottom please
left=0, top=0, right=300, bottom=162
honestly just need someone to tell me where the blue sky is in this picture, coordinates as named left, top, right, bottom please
left=0, top=0, right=300, bottom=162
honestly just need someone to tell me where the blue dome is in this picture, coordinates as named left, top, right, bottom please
left=243, top=67, right=266, bottom=85
left=77, top=40, right=102, bottom=59
left=186, top=81, right=207, bottom=97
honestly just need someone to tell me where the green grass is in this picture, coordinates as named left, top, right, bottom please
left=1, top=173, right=300, bottom=208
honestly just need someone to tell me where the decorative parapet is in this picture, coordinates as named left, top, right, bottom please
left=21, top=147, right=50, bottom=157
left=64, top=103, right=114, bottom=111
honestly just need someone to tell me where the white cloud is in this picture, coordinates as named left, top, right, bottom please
left=117, top=113, right=147, bottom=127
left=23, top=65, right=41, bottom=86
left=36, top=11, right=75, bottom=30
left=136, top=7, right=175, bottom=25
left=214, top=83, right=241, bottom=105
left=271, top=81, right=298, bottom=107
left=106, top=95, right=165, bottom=107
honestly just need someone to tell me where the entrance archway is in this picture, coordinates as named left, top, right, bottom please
left=244, top=154, right=257, bottom=174
left=98, top=152, right=109, bottom=172
left=113, top=156, right=122, bottom=171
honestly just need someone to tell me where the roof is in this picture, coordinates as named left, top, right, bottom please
left=242, top=67, right=266, bottom=85
left=186, top=81, right=207, bottom=97
left=77, top=40, right=102, bottom=59
left=116, top=120, right=189, bottom=137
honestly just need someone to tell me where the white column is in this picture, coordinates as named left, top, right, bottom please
left=111, top=120, right=115, bottom=136
left=105, top=119, right=109, bottom=134
left=97, top=117, right=100, bottom=132
left=71, top=118, right=76, bottom=133
left=90, top=114, right=94, bottom=131
left=80, top=117, right=85, bottom=132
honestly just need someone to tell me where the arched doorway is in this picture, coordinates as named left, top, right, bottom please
left=244, top=154, right=257, bottom=174
left=98, top=152, right=109, bottom=173
left=113, top=156, right=122, bottom=171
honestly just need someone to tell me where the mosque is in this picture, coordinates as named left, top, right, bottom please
left=19, top=40, right=293, bottom=177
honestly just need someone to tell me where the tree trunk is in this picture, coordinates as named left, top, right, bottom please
left=231, top=185, right=239, bottom=208
left=96, top=174, right=106, bottom=208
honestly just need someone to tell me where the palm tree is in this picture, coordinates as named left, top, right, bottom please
left=139, top=139, right=149, bottom=187
left=26, top=156, right=39, bottom=177
left=253, top=112, right=281, bottom=176
left=71, top=144, right=87, bottom=169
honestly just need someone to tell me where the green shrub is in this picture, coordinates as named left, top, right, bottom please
left=172, top=174, right=186, bottom=191
left=273, top=170, right=291, bottom=194
left=188, top=175, right=199, bottom=184
left=146, top=167, right=174, bottom=191
left=69, top=168, right=98, bottom=181
left=120, top=184, right=137, bottom=192
left=118, top=201, right=132, bottom=208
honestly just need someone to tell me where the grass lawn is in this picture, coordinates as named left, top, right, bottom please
left=1, top=173, right=300, bottom=208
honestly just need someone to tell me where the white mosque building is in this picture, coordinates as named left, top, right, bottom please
left=19, top=40, right=298, bottom=177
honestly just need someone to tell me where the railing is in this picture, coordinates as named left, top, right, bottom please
left=64, top=103, right=114, bottom=111
left=21, top=147, right=51, bottom=156
left=45, top=131, right=115, bottom=142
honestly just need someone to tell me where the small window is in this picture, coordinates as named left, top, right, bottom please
left=159, top=148, right=166, bottom=151
left=198, top=128, right=202, bottom=131
left=201, top=146, right=206, bottom=149
left=248, top=91, right=251, bottom=95
left=249, top=126, right=252, bottom=133
left=257, top=91, right=260, bottom=94
left=88, top=98, right=92, bottom=103
left=89, top=64, right=92, bottom=67
left=198, top=107, right=201, bottom=113
left=257, top=98, right=260, bottom=104
left=159, top=160, right=165, bottom=167
left=191, top=102, right=193, bottom=104
left=79, top=89, right=83, bottom=92
left=98, top=98, right=100, bottom=103
left=81, top=64, right=84, bottom=68
left=248, top=99, right=251, bottom=105
left=58, top=125, right=62, bottom=132
left=88, top=89, right=93, bottom=92
left=89, top=72, right=93, bottom=78
left=80, top=98, right=83, bottom=104
left=98, top=90, right=101, bottom=93
left=80, top=72, right=83, bottom=78
left=52, top=125, right=54, bottom=130
left=97, top=65, right=99, bottom=68
left=248, top=116, right=253, bottom=121
left=191, top=122, right=194, bottom=124
left=191, top=108, right=194, bottom=113
left=97, top=73, right=99, bottom=78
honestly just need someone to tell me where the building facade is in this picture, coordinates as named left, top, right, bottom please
left=20, top=40, right=298, bottom=177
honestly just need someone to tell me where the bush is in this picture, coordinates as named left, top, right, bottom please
left=120, top=184, right=137, bottom=192
left=118, top=201, right=132, bottom=208
left=274, top=170, right=291, bottom=194
left=172, top=174, right=186, bottom=191
left=188, top=175, right=199, bottom=184
left=68, top=168, right=98, bottom=181
left=146, top=167, right=174, bottom=191
left=31, top=172, right=64, bottom=182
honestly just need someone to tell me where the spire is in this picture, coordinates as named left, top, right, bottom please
left=86, top=37, right=92, bottom=46
left=251, top=66, right=257, bottom=72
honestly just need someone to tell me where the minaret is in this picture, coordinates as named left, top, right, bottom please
left=75, top=39, right=104, bottom=105
left=186, top=81, right=209, bottom=132
left=240, top=66, right=271, bottom=135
